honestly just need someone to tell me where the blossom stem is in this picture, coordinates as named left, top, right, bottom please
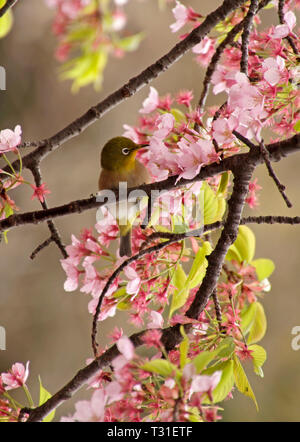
left=22, top=384, right=35, bottom=408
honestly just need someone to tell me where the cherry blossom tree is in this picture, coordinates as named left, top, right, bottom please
left=0, top=0, right=300, bottom=423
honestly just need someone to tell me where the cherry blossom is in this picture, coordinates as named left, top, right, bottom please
left=176, top=90, right=194, bottom=107
left=60, top=257, right=80, bottom=291
left=148, top=310, right=164, bottom=329
left=1, top=362, right=30, bottom=390
left=117, top=336, right=135, bottom=360
left=72, top=388, right=108, bottom=422
left=0, top=125, right=22, bottom=154
left=213, top=116, right=237, bottom=145
left=211, top=66, right=237, bottom=95
left=272, top=10, right=296, bottom=38
left=190, top=371, right=222, bottom=397
left=176, top=136, right=214, bottom=181
left=192, top=36, right=215, bottom=67
left=262, top=56, right=286, bottom=87
left=170, top=1, right=189, bottom=33
left=30, top=183, right=51, bottom=203
left=139, top=87, right=159, bottom=114
left=141, top=329, right=163, bottom=348
left=124, top=265, right=141, bottom=296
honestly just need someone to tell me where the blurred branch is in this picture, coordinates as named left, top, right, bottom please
left=0, top=0, right=17, bottom=18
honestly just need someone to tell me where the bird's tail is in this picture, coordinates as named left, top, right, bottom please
left=120, top=230, right=132, bottom=257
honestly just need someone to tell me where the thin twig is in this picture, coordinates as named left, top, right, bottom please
left=241, top=215, right=300, bottom=225
left=233, top=130, right=257, bottom=150
left=143, top=215, right=300, bottom=245
left=30, top=237, right=53, bottom=260
left=259, top=140, right=292, bottom=208
left=91, top=237, right=189, bottom=356
left=29, top=164, right=67, bottom=258
left=278, top=0, right=299, bottom=55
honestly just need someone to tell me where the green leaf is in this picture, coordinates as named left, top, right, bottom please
left=202, top=360, right=234, bottom=403
left=38, top=377, right=55, bottom=422
left=192, top=337, right=235, bottom=373
left=226, top=226, right=256, bottom=263
left=188, top=407, right=201, bottom=422
left=233, top=355, right=258, bottom=410
left=251, top=258, right=275, bottom=281
left=141, top=359, right=177, bottom=377
left=66, top=26, right=96, bottom=43
left=113, top=287, right=127, bottom=298
left=186, top=241, right=212, bottom=289
left=201, top=182, right=226, bottom=225
left=117, top=33, right=144, bottom=52
left=192, top=350, right=217, bottom=374
left=171, top=214, right=190, bottom=233
left=249, top=344, right=267, bottom=377
left=0, top=0, right=13, bottom=39
left=3, top=230, right=8, bottom=243
left=247, top=302, right=267, bottom=345
left=240, top=303, right=257, bottom=335
left=217, top=172, right=230, bottom=196
left=171, top=108, right=186, bottom=123
left=116, top=295, right=132, bottom=311
left=4, top=203, right=13, bottom=218
left=61, top=50, right=108, bottom=92
left=169, top=242, right=212, bottom=317
left=294, top=120, right=300, bottom=132
left=216, top=337, right=235, bottom=358
left=169, top=264, right=189, bottom=317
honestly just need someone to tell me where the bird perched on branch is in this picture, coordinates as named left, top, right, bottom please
left=98, top=136, right=150, bottom=257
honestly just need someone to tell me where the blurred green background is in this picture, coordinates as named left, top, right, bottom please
left=0, top=0, right=300, bottom=421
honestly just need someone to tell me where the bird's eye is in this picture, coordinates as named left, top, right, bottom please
left=122, top=148, right=130, bottom=155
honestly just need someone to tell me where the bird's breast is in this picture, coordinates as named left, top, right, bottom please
left=98, top=160, right=151, bottom=190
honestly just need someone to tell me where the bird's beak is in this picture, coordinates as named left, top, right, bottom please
left=130, top=143, right=149, bottom=152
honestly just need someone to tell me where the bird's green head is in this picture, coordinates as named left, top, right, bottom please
left=101, top=136, right=145, bottom=171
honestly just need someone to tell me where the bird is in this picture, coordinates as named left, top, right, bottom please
left=98, top=136, right=151, bottom=257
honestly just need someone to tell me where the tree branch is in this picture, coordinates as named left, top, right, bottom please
left=240, top=0, right=259, bottom=75
left=186, top=164, right=255, bottom=319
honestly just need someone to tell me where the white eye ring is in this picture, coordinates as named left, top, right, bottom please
left=122, top=147, right=130, bottom=155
